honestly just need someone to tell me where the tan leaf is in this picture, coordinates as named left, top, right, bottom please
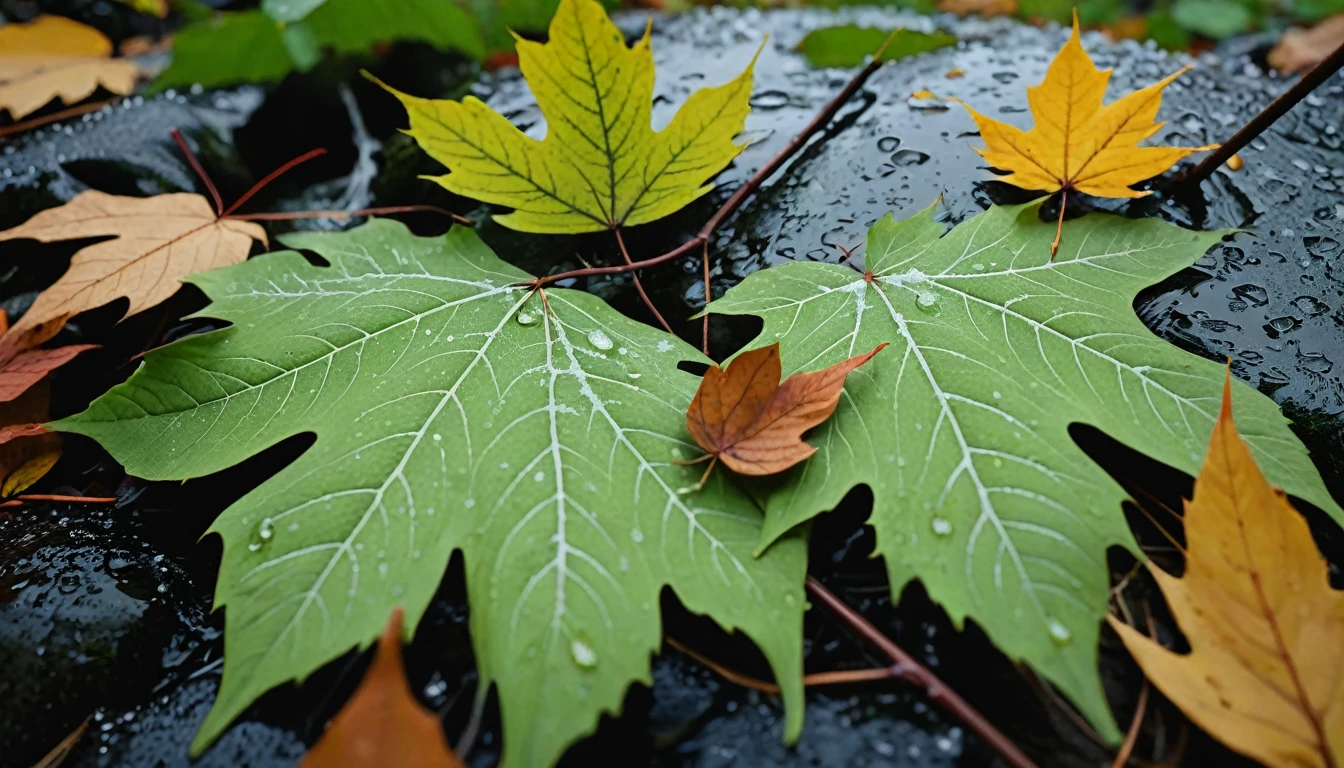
left=686, top=342, right=886, bottom=475
left=302, top=608, right=464, bottom=768
left=0, top=15, right=143, bottom=120
left=937, top=0, right=1017, bottom=19
left=1109, top=373, right=1344, bottom=768
left=0, top=343, right=98, bottom=402
left=1269, top=14, right=1344, bottom=74
left=0, top=190, right=267, bottom=355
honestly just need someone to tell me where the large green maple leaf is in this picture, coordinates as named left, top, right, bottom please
left=709, top=201, right=1342, bottom=740
left=376, top=0, right=758, bottom=234
left=54, top=220, right=805, bottom=768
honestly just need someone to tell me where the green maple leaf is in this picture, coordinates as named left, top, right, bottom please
left=709, top=201, right=1342, bottom=740
left=375, top=0, right=759, bottom=234
left=54, top=220, right=805, bottom=768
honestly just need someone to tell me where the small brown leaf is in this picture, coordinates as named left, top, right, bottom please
left=302, top=608, right=464, bottom=768
left=1268, top=14, right=1344, bottom=74
left=0, top=383, right=61, bottom=496
left=0, top=190, right=266, bottom=356
left=686, top=342, right=885, bottom=476
left=0, top=16, right=142, bottom=120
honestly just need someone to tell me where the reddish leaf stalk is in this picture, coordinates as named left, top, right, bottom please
left=667, top=637, right=902, bottom=694
left=701, top=240, right=711, bottom=354
left=0, top=494, right=119, bottom=508
left=0, top=98, right=122, bottom=138
left=805, top=577, right=1039, bottom=768
left=1185, top=37, right=1344, bottom=186
left=170, top=128, right=224, bottom=216
left=532, top=31, right=902, bottom=290
left=221, top=148, right=329, bottom=218
left=614, top=229, right=672, bottom=333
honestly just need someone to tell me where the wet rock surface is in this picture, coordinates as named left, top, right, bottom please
left=0, top=6, right=1339, bottom=767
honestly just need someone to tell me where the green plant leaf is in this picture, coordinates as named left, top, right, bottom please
left=796, top=26, right=956, bottom=69
left=155, top=0, right=485, bottom=90
left=709, top=201, right=1342, bottom=741
left=54, top=219, right=805, bottom=768
left=376, top=0, right=759, bottom=235
left=1170, top=0, right=1254, bottom=38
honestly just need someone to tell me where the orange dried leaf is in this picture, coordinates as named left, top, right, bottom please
left=0, top=343, right=98, bottom=402
left=937, top=0, right=1017, bottom=18
left=1109, top=373, right=1344, bottom=767
left=686, top=342, right=885, bottom=475
left=0, top=15, right=143, bottom=120
left=302, top=608, right=464, bottom=768
left=0, top=191, right=266, bottom=355
left=0, top=383, right=61, bottom=496
left=955, top=11, right=1214, bottom=199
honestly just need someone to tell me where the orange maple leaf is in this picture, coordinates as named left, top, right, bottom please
left=302, top=608, right=465, bottom=768
left=0, top=15, right=143, bottom=120
left=1109, top=373, right=1344, bottom=767
left=685, top=342, right=885, bottom=484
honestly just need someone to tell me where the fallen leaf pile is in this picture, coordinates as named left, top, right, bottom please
left=955, top=10, right=1214, bottom=251
left=0, top=15, right=143, bottom=120
left=302, top=609, right=465, bottom=768
left=0, top=190, right=266, bottom=367
left=376, top=0, right=759, bottom=234
left=686, top=342, right=886, bottom=476
left=1111, top=374, right=1344, bottom=767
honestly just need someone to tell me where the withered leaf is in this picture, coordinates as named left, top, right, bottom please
left=0, top=383, right=61, bottom=497
left=0, top=191, right=266, bottom=356
left=302, top=608, right=464, bottom=768
left=0, top=15, right=142, bottom=120
left=686, top=342, right=886, bottom=475
left=1109, top=373, right=1344, bottom=767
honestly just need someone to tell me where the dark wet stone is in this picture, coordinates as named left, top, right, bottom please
left=0, top=507, right=203, bottom=765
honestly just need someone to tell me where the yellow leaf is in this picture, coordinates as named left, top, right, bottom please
left=2, top=449, right=60, bottom=497
left=372, top=0, right=760, bottom=234
left=955, top=10, right=1214, bottom=198
left=118, top=0, right=170, bottom=18
left=1109, top=373, right=1344, bottom=768
left=0, top=191, right=266, bottom=355
left=0, top=16, right=143, bottom=120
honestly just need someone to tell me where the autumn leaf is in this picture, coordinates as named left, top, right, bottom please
left=1109, top=373, right=1344, bottom=768
left=0, top=190, right=266, bottom=356
left=0, top=15, right=143, bottom=120
left=0, top=384, right=61, bottom=498
left=686, top=342, right=885, bottom=476
left=303, top=608, right=465, bottom=768
left=1269, top=14, right=1344, bottom=73
left=374, top=0, right=760, bottom=234
left=955, top=11, right=1214, bottom=200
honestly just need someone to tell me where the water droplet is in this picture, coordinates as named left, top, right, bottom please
left=516, top=309, right=539, bottom=326
left=248, top=518, right=275, bottom=551
left=916, top=291, right=937, bottom=310
left=891, top=148, right=931, bottom=166
left=877, top=136, right=901, bottom=152
left=570, top=637, right=598, bottom=668
left=1047, top=618, right=1072, bottom=646
left=630, top=528, right=644, bottom=543
left=587, top=330, right=613, bottom=350
left=931, top=517, right=952, bottom=536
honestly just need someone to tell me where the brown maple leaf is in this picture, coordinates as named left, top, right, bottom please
left=685, top=342, right=886, bottom=483
left=0, top=309, right=96, bottom=403
left=0, top=190, right=267, bottom=356
left=0, top=15, right=143, bottom=120
left=302, top=608, right=465, bottom=768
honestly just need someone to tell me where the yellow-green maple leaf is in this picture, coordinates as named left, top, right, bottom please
left=373, top=0, right=759, bottom=234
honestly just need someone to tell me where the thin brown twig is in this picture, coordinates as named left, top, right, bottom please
left=0, top=98, right=121, bottom=138
left=1185, top=37, right=1344, bottom=186
left=666, top=637, right=900, bottom=694
left=229, top=205, right=474, bottom=226
left=701, top=240, right=712, bottom=355
left=805, top=577, right=1039, bottom=768
left=0, top=494, right=120, bottom=508
left=614, top=229, right=672, bottom=333
left=531, top=30, right=902, bottom=290
left=170, top=128, right=224, bottom=216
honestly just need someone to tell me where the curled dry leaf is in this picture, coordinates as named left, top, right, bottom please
left=0, top=191, right=266, bottom=357
left=301, top=608, right=464, bottom=768
left=0, top=16, right=143, bottom=120
left=686, top=342, right=886, bottom=476
left=1268, top=14, right=1344, bottom=74
left=955, top=11, right=1214, bottom=199
left=1109, top=373, right=1344, bottom=768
